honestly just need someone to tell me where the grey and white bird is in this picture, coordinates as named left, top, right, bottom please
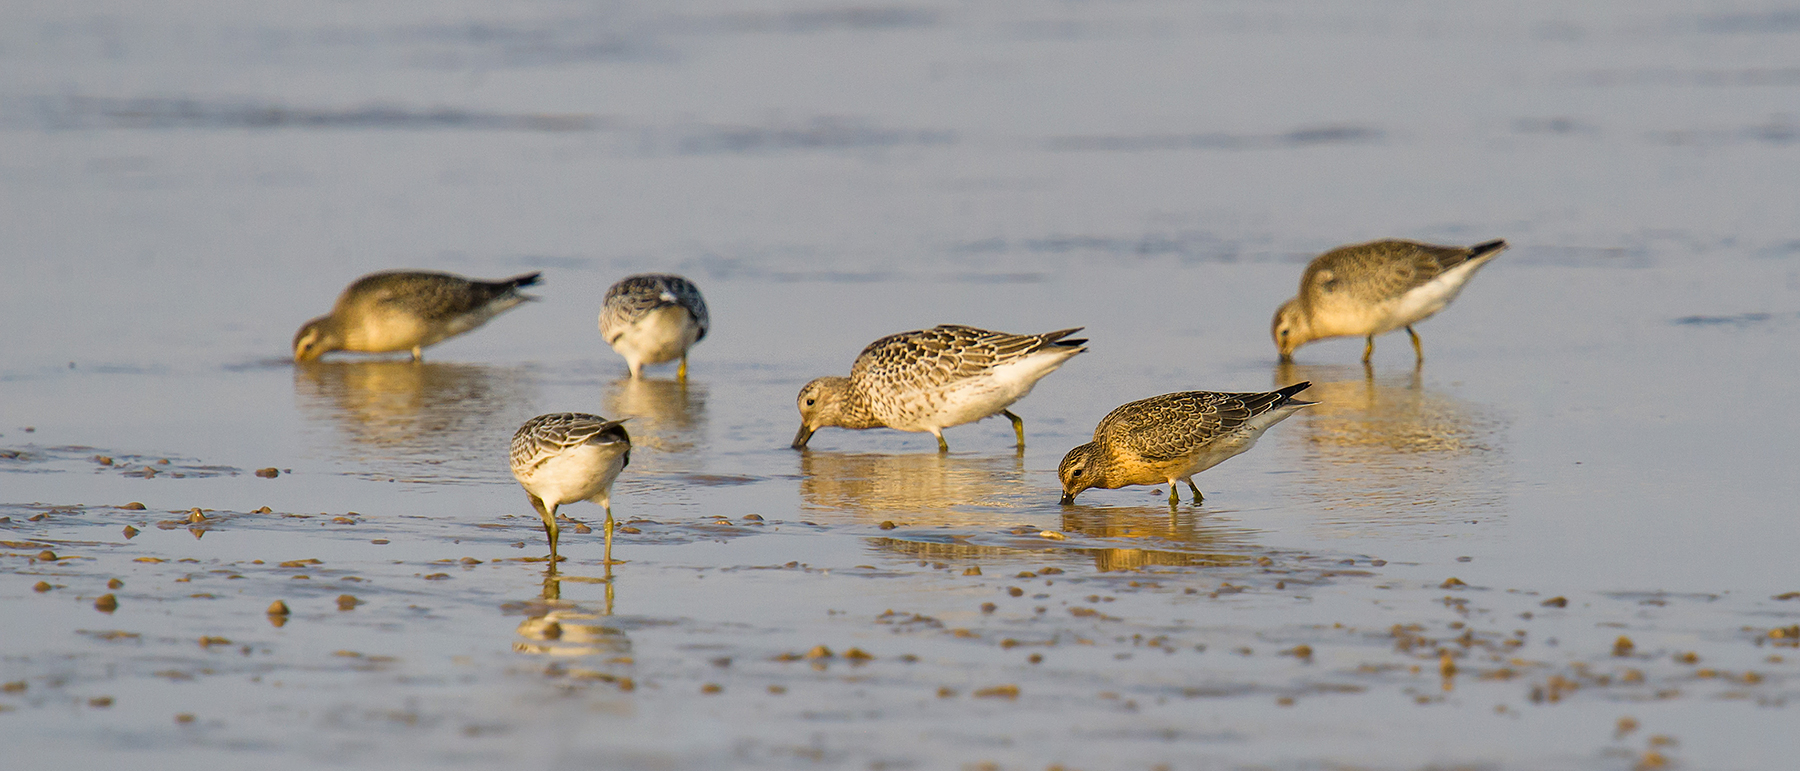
left=509, top=413, right=631, bottom=561
left=1272, top=239, right=1507, bottom=363
left=598, top=274, right=709, bottom=380
left=294, top=270, right=541, bottom=362
left=794, top=325, right=1087, bottom=452
left=1058, top=382, right=1315, bottom=506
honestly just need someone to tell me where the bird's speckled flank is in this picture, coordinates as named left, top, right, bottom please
left=794, top=325, right=1087, bottom=452
left=1273, top=239, right=1506, bottom=363
left=293, top=270, right=541, bottom=362
left=1059, top=382, right=1315, bottom=506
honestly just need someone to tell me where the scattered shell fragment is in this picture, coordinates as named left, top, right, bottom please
left=199, top=636, right=231, bottom=647
left=255, top=468, right=279, bottom=478
left=1615, top=716, right=1639, bottom=738
left=1541, top=596, right=1568, bottom=608
left=1038, top=531, right=1065, bottom=540
left=973, top=684, right=1019, bottom=699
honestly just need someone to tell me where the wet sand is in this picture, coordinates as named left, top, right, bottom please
left=5, top=2, right=1800, bottom=768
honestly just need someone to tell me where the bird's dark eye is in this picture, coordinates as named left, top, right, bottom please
left=1070, top=469, right=1083, bottom=477
left=805, top=399, right=816, bottom=406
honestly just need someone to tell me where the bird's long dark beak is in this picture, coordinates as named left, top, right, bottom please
left=1059, top=492, right=1076, bottom=505
left=791, top=424, right=815, bottom=450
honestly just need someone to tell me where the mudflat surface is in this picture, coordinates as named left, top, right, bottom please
left=3, top=2, right=1799, bottom=769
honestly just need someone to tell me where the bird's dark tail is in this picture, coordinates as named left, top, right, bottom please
left=1468, top=239, right=1508, bottom=259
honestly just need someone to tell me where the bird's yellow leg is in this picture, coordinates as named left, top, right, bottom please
left=1407, top=325, right=1423, bottom=363
left=1187, top=480, right=1204, bottom=505
left=935, top=432, right=949, bottom=453
left=1003, top=409, right=1026, bottom=449
left=1168, top=484, right=1180, bottom=507
left=677, top=355, right=688, bottom=381
left=1362, top=335, right=1375, bottom=364
left=602, top=504, right=618, bottom=565
left=531, top=496, right=563, bottom=562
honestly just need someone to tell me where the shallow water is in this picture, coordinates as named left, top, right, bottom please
left=4, top=1, right=1800, bottom=768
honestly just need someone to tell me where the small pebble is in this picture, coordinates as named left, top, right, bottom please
left=255, top=468, right=279, bottom=478
left=107, top=578, right=123, bottom=590
left=336, top=595, right=361, bottom=611
left=35, top=550, right=56, bottom=562
left=88, top=696, right=114, bottom=708
left=32, top=581, right=52, bottom=593
left=267, top=600, right=291, bottom=616
left=175, top=713, right=196, bottom=724
left=122, top=502, right=146, bottom=510
left=94, top=594, right=118, bottom=613
left=122, top=526, right=139, bottom=539
left=963, top=567, right=982, bottom=576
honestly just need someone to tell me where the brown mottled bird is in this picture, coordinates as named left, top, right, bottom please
left=1059, top=382, right=1315, bottom=506
left=1273, top=239, right=1507, bottom=363
left=293, top=270, right=541, bottom=362
left=793, top=325, right=1087, bottom=452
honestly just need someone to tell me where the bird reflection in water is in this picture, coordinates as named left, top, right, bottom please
left=513, top=563, right=632, bottom=665
left=1273, top=362, right=1505, bottom=521
left=293, top=360, right=533, bottom=481
left=1059, top=506, right=1260, bottom=572
left=868, top=507, right=1258, bottom=572
left=798, top=451, right=1028, bottom=525
left=601, top=376, right=707, bottom=467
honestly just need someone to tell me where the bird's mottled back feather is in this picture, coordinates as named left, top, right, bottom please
left=1099, top=382, right=1312, bottom=462
left=849, top=325, right=1086, bottom=393
left=510, top=413, right=631, bottom=473
left=599, top=274, right=710, bottom=342
left=1301, top=240, right=1501, bottom=309
left=353, top=271, right=540, bottom=322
